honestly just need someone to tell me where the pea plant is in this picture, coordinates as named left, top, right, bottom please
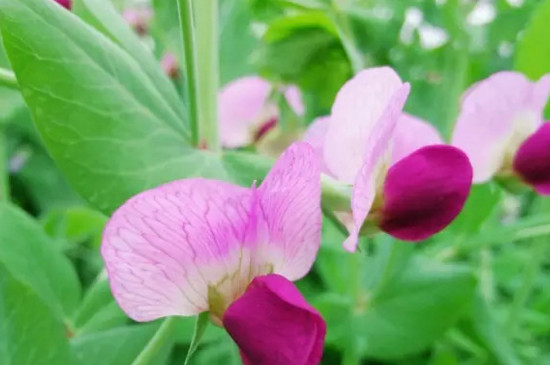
left=1, top=0, right=550, bottom=364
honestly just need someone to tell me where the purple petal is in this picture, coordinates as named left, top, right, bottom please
left=223, top=274, right=326, bottom=365
left=392, top=113, right=442, bottom=165
left=514, top=123, right=550, bottom=195
left=54, top=0, right=71, bottom=9
left=344, top=80, right=410, bottom=252
left=219, top=77, right=274, bottom=148
left=379, top=145, right=473, bottom=241
left=452, top=72, right=550, bottom=183
left=258, top=142, right=322, bottom=280
left=101, top=179, right=253, bottom=321
left=324, top=67, right=410, bottom=183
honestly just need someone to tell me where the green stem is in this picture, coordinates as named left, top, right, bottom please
left=0, top=130, right=9, bottom=201
left=131, top=317, right=179, bottom=365
left=177, top=0, right=199, bottom=146
left=329, top=0, right=365, bottom=74
left=192, top=0, right=220, bottom=151
left=184, top=312, right=210, bottom=365
left=0, top=68, right=18, bottom=90
left=505, top=238, right=547, bottom=335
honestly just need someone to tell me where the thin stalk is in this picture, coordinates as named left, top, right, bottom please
left=177, top=0, right=199, bottom=146
left=131, top=317, right=178, bottom=365
left=505, top=238, right=547, bottom=335
left=184, top=312, right=210, bottom=365
left=0, top=68, right=18, bottom=90
left=329, top=0, right=365, bottom=74
left=192, top=0, right=220, bottom=151
left=0, top=131, right=9, bottom=201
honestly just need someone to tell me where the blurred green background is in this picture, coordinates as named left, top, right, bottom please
left=1, top=0, right=550, bottom=364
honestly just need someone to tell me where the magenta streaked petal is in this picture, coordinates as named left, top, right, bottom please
left=452, top=72, right=550, bottom=183
left=101, top=179, right=252, bottom=321
left=219, top=77, right=273, bottom=148
left=324, top=67, right=410, bottom=183
left=344, top=82, right=410, bottom=252
left=258, top=142, right=322, bottom=280
left=392, top=113, right=442, bottom=165
left=223, top=274, right=326, bottom=365
left=379, top=145, right=473, bottom=241
left=514, top=123, right=550, bottom=195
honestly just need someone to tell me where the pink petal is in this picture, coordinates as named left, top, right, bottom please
left=343, top=81, right=411, bottom=252
left=380, top=145, right=473, bottom=241
left=392, top=113, right=442, bottom=165
left=514, top=123, right=550, bottom=195
left=101, top=179, right=252, bottom=321
left=452, top=72, right=550, bottom=183
left=303, top=116, right=331, bottom=174
left=324, top=67, right=410, bottom=183
left=54, top=0, right=71, bottom=9
left=223, top=274, right=326, bottom=365
left=285, top=86, right=305, bottom=116
left=258, top=142, right=322, bottom=280
left=219, top=77, right=274, bottom=148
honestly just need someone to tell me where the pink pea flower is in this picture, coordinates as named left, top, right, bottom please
left=219, top=76, right=305, bottom=148
left=452, top=71, right=550, bottom=194
left=160, top=52, right=179, bottom=80
left=54, top=0, right=71, bottom=9
left=122, top=8, right=153, bottom=36
left=305, top=67, right=473, bottom=252
left=101, top=142, right=326, bottom=364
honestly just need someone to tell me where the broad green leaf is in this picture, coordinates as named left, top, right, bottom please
left=447, top=183, right=501, bottom=235
left=72, top=0, right=186, bottom=127
left=515, top=0, right=550, bottom=80
left=0, top=263, right=72, bottom=365
left=0, top=202, right=80, bottom=318
left=73, top=278, right=127, bottom=334
left=318, top=255, right=476, bottom=360
left=0, top=0, right=234, bottom=214
left=71, top=324, right=171, bottom=365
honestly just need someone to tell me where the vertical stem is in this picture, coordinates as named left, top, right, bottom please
left=131, top=317, right=179, bottom=365
left=330, top=0, right=365, bottom=74
left=184, top=312, right=210, bottom=365
left=192, top=0, right=220, bottom=151
left=0, top=130, right=9, bottom=201
left=506, top=238, right=547, bottom=335
left=177, top=0, right=199, bottom=147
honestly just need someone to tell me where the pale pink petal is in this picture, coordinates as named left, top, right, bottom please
left=452, top=71, right=550, bottom=183
left=303, top=116, right=331, bottom=173
left=257, top=142, right=322, bottom=279
left=324, top=67, right=410, bottom=183
left=219, top=77, right=273, bottom=148
left=101, top=179, right=252, bottom=321
left=285, top=86, right=305, bottom=116
left=391, top=113, right=442, bottom=164
left=344, top=84, right=411, bottom=252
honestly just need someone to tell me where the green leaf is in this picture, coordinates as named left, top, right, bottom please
left=72, top=0, right=186, bottom=127
left=515, top=0, right=550, bottom=80
left=71, top=324, right=171, bottom=365
left=0, top=202, right=80, bottom=318
left=319, top=255, right=476, bottom=360
left=73, top=278, right=127, bottom=334
left=0, top=0, right=228, bottom=214
left=0, top=263, right=73, bottom=365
